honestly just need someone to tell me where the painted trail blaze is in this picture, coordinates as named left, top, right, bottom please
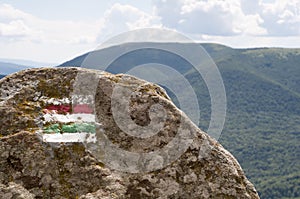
left=40, top=98, right=97, bottom=143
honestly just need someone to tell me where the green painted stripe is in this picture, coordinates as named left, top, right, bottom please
left=61, top=123, right=96, bottom=133
left=43, top=123, right=96, bottom=134
left=43, top=124, right=60, bottom=134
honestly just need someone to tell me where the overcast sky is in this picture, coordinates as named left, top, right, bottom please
left=0, top=0, right=300, bottom=63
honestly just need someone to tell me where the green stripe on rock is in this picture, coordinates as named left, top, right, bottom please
left=43, top=124, right=60, bottom=134
left=43, top=123, right=96, bottom=134
left=61, top=123, right=96, bottom=133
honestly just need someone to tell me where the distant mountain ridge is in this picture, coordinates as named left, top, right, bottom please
left=0, top=59, right=56, bottom=78
left=60, top=43, right=300, bottom=199
left=0, top=62, right=31, bottom=77
left=0, top=58, right=56, bottom=68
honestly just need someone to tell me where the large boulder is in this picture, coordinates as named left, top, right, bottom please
left=0, top=67, right=259, bottom=198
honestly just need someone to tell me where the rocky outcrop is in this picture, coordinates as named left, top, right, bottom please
left=0, top=67, right=260, bottom=198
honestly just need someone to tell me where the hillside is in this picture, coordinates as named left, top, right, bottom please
left=0, top=59, right=56, bottom=79
left=0, top=62, right=33, bottom=79
left=0, top=58, right=56, bottom=68
left=60, top=43, right=300, bottom=199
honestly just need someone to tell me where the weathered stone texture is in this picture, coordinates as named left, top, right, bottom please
left=0, top=68, right=259, bottom=198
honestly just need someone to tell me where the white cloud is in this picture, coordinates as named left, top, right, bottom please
left=0, top=20, right=32, bottom=37
left=96, top=3, right=162, bottom=42
left=0, top=3, right=163, bottom=62
left=0, top=3, right=104, bottom=62
left=0, top=4, right=38, bottom=39
left=152, top=0, right=300, bottom=37
left=0, top=1, right=299, bottom=63
left=198, top=34, right=300, bottom=48
left=0, top=4, right=30, bottom=20
left=0, top=3, right=100, bottom=44
left=153, top=0, right=267, bottom=36
left=258, top=0, right=300, bottom=35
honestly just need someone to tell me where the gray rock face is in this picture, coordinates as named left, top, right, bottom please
left=0, top=67, right=260, bottom=198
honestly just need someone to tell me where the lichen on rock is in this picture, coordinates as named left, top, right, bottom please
left=0, top=67, right=260, bottom=198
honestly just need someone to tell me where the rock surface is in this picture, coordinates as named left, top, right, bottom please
left=0, top=67, right=260, bottom=198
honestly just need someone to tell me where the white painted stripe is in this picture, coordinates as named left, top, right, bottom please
left=72, top=95, right=94, bottom=104
left=43, top=113, right=95, bottom=123
left=42, top=133, right=97, bottom=143
left=46, top=97, right=70, bottom=105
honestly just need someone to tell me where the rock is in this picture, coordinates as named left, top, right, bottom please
left=0, top=67, right=260, bottom=198
left=0, top=182, right=35, bottom=199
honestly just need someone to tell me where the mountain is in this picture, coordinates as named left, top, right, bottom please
left=60, top=43, right=300, bottom=199
left=0, top=58, right=56, bottom=68
left=0, top=67, right=259, bottom=198
left=0, top=62, right=31, bottom=77
left=0, top=59, right=56, bottom=79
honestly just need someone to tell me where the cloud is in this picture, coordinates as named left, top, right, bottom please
left=0, top=4, right=30, bottom=20
left=0, top=3, right=163, bottom=62
left=0, top=3, right=163, bottom=44
left=0, top=3, right=104, bottom=62
left=0, top=3, right=100, bottom=44
left=0, top=4, right=37, bottom=39
left=1, top=1, right=298, bottom=45
left=198, top=34, right=300, bottom=48
left=259, top=0, right=300, bottom=36
left=0, top=1, right=299, bottom=63
left=152, top=0, right=300, bottom=37
left=153, top=0, right=267, bottom=36
left=0, top=20, right=32, bottom=38
left=97, top=3, right=162, bottom=42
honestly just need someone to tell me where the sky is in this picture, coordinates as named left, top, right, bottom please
left=0, top=0, right=300, bottom=63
